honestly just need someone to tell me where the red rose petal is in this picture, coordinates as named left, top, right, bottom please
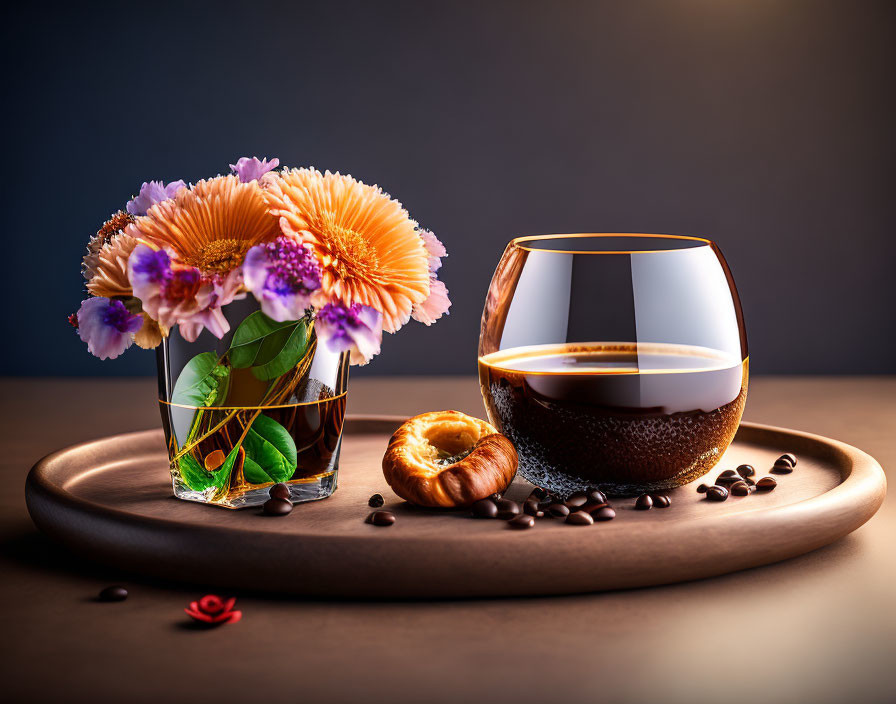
left=199, top=595, right=224, bottom=614
left=185, top=608, right=214, bottom=623
left=185, top=596, right=241, bottom=626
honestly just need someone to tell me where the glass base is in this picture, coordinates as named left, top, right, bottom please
left=172, top=470, right=338, bottom=509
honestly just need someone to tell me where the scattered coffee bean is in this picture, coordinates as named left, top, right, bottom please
left=756, top=477, right=777, bottom=491
left=508, top=514, right=536, bottom=530
left=471, top=498, right=498, bottom=518
left=263, top=497, right=293, bottom=516
left=719, top=469, right=737, bottom=477
left=771, top=459, right=794, bottom=474
left=367, top=493, right=385, bottom=507
left=583, top=501, right=608, bottom=514
left=697, top=483, right=710, bottom=494
left=635, top=494, right=653, bottom=510
left=537, top=498, right=555, bottom=511
left=368, top=510, right=396, bottom=526
left=269, top=483, right=291, bottom=500
left=715, top=474, right=739, bottom=486
left=523, top=499, right=541, bottom=516
left=736, top=464, right=755, bottom=478
left=566, top=510, right=594, bottom=526
left=744, top=476, right=756, bottom=486
left=592, top=506, right=616, bottom=521
left=548, top=504, right=570, bottom=518
left=730, top=481, right=750, bottom=496
left=495, top=499, right=521, bottom=520
left=706, top=486, right=729, bottom=502
left=651, top=494, right=671, bottom=508
left=778, top=453, right=797, bottom=467
left=98, top=586, right=128, bottom=602
left=587, top=488, right=607, bottom=504
left=565, top=492, right=588, bottom=508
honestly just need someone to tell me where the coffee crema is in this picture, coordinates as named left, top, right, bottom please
left=478, top=342, right=748, bottom=496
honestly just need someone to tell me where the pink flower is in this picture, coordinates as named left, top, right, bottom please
left=412, top=277, right=451, bottom=325
left=184, top=594, right=242, bottom=625
left=419, top=230, right=447, bottom=273
left=74, top=297, right=143, bottom=360
left=128, top=244, right=242, bottom=342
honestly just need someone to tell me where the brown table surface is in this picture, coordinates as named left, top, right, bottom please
left=1, top=376, right=894, bottom=704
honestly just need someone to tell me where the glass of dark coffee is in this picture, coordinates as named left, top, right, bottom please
left=478, top=234, right=748, bottom=497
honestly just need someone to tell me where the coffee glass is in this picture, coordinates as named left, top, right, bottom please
left=478, top=234, right=748, bottom=496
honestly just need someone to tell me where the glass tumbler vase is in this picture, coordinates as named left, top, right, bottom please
left=157, top=298, right=349, bottom=509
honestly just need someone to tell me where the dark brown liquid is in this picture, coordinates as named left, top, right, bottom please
left=478, top=343, right=748, bottom=496
left=161, top=386, right=346, bottom=486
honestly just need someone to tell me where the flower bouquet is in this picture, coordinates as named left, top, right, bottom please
left=72, top=157, right=449, bottom=508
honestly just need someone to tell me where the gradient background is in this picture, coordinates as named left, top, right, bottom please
left=4, top=0, right=893, bottom=376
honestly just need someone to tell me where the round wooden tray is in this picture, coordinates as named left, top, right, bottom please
left=26, top=416, right=886, bottom=598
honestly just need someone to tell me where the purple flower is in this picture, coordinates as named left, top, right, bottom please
left=244, top=237, right=321, bottom=322
left=126, top=180, right=186, bottom=216
left=230, top=156, right=280, bottom=183
left=128, top=244, right=241, bottom=342
left=419, top=229, right=447, bottom=273
left=412, top=277, right=451, bottom=325
left=315, top=302, right=382, bottom=365
left=75, top=297, right=142, bottom=360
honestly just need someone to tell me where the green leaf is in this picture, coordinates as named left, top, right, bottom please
left=242, top=414, right=297, bottom=484
left=171, top=352, right=230, bottom=407
left=229, top=312, right=299, bottom=369
left=212, top=444, right=242, bottom=491
left=177, top=444, right=241, bottom=493
left=178, top=453, right=214, bottom=492
left=250, top=320, right=311, bottom=381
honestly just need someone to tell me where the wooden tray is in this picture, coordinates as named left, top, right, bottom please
left=25, top=416, right=886, bottom=598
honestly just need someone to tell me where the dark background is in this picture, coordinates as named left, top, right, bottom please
left=4, top=0, right=894, bottom=376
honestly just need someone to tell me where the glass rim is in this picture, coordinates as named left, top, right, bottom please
left=510, top=233, right=714, bottom=254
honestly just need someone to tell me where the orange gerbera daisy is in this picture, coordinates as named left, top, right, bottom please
left=263, top=168, right=430, bottom=333
left=127, top=175, right=280, bottom=275
left=86, top=233, right=138, bottom=298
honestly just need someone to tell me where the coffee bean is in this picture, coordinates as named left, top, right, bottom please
left=635, top=494, right=653, bottom=510
left=719, top=469, right=737, bottom=477
left=529, top=487, right=549, bottom=500
left=495, top=499, right=521, bottom=520
left=548, top=504, right=570, bottom=518
left=744, top=477, right=756, bottom=486
left=565, top=492, right=588, bottom=508
left=471, top=498, right=498, bottom=518
left=269, top=483, right=291, bottom=500
left=778, top=453, right=797, bottom=467
left=736, top=464, right=755, bottom=478
left=565, top=510, right=594, bottom=526
left=706, top=486, right=729, bottom=502
left=263, top=497, right=293, bottom=516
left=488, top=492, right=503, bottom=501
left=367, top=493, right=385, bottom=507
left=592, top=506, right=616, bottom=521
left=651, top=494, right=671, bottom=508
left=587, top=488, right=607, bottom=504
left=730, top=481, right=750, bottom=496
left=697, top=483, right=710, bottom=494
left=583, top=501, right=608, bottom=514
left=537, top=498, right=555, bottom=511
left=98, top=586, right=128, bottom=602
left=716, top=474, right=739, bottom=486
left=756, top=477, right=778, bottom=491
left=508, top=514, right=536, bottom=530
left=523, top=499, right=541, bottom=516
left=368, top=510, right=396, bottom=526
left=771, top=459, right=794, bottom=474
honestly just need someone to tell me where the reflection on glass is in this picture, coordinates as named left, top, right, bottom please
left=479, top=234, right=748, bottom=496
